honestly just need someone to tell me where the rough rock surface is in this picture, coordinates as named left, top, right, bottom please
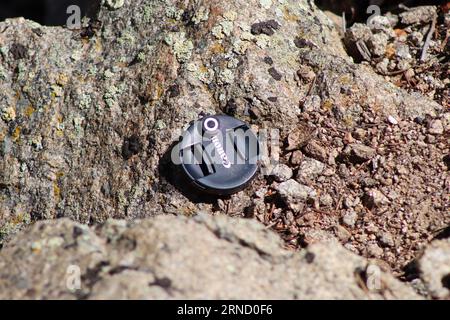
left=415, top=238, right=450, bottom=299
left=0, top=0, right=448, bottom=297
left=0, top=214, right=421, bottom=299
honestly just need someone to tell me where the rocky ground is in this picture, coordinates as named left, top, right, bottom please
left=0, top=0, right=448, bottom=299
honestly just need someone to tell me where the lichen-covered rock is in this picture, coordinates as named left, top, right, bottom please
left=0, top=214, right=421, bottom=299
left=0, top=0, right=347, bottom=233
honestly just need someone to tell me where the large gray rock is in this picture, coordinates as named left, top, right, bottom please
left=415, top=238, right=450, bottom=299
left=0, top=214, right=421, bottom=299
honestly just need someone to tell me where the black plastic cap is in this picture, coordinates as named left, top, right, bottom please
left=178, top=115, right=259, bottom=195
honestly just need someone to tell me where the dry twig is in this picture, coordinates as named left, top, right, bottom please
left=420, top=16, right=437, bottom=62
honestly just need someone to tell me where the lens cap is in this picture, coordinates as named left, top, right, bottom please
left=177, top=114, right=259, bottom=195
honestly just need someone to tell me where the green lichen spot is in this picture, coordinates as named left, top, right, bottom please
left=0, top=65, right=6, bottom=80
left=143, top=5, right=154, bottom=23
left=88, top=65, right=98, bottom=76
left=71, top=50, right=83, bottom=61
left=187, top=63, right=214, bottom=84
left=79, top=93, right=92, bottom=110
left=137, top=51, right=146, bottom=62
left=164, top=32, right=194, bottom=63
left=212, top=25, right=224, bottom=39
left=218, top=69, right=235, bottom=84
left=155, top=119, right=166, bottom=130
left=220, top=21, right=234, bottom=37
left=165, top=6, right=184, bottom=20
left=1, top=106, right=16, bottom=122
left=118, top=30, right=135, bottom=45
left=192, top=6, right=210, bottom=24
left=50, top=84, right=64, bottom=97
left=103, top=85, right=123, bottom=108
left=103, top=69, right=114, bottom=79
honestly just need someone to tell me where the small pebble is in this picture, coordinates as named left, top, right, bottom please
left=271, top=164, right=293, bottom=182
left=428, top=120, right=444, bottom=135
left=379, top=232, right=395, bottom=247
left=319, top=193, right=333, bottom=207
left=342, top=210, right=358, bottom=227
left=387, top=115, right=398, bottom=125
left=367, top=243, right=384, bottom=258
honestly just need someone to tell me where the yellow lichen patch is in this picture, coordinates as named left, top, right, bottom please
left=55, top=129, right=64, bottom=137
left=168, top=17, right=178, bottom=24
left=24, top=105, right=35, bottom=117
left=56, top=73, right=69, bottom=86
left=156, top=85, right=165, bottom=100
left=76, top=75, right=87, bottom=84
left=385, top=44, right=396, bottom=59
left=210, top=42, right=225, bottom=54
left=12, top=126, right=21, bottom=141
left=12, top=213, right=25, bottom=224
left=283, top=7, right=299, bottom=22
left=55, top=115, right=65, bottom=137
left=95, top=37, right=103, bottom=53
left=343, top=115, right=354, bottom=127
left=339, top=75, right=352, bottom=85
left=322, top=99, right=334, bottom=111
left=56, top=171, right=64, bottom=179
left=0, top=129, right=5, bottom=143
left=53, top=183, right=61, bottom=200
